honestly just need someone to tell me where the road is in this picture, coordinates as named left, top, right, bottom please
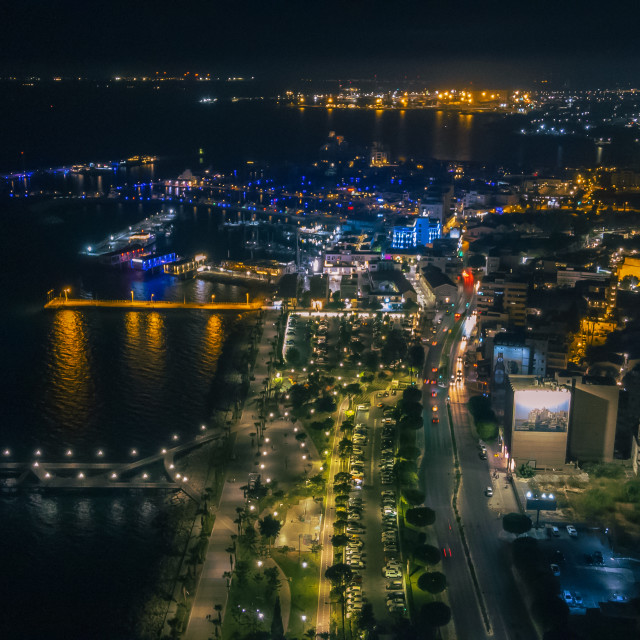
left=420, top=304, right=488, bottom=640
left=419, top=292, right=536, bottom=640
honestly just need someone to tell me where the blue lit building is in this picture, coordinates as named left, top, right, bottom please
left=391, top=217, right=441, bottom=249
left=130, top=252, right=178, bottom=271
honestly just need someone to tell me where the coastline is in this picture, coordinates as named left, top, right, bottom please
left=135, top=311, right=262, bottom=639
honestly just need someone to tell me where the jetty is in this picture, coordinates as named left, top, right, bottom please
left=44, top=297, right=261, bottom=311
left=0, top=431, right=224, bottom=502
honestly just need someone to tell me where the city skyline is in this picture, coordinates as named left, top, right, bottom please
left=2, top=1, right=640, bottom=85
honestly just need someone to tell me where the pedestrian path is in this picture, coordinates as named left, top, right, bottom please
left=181, top=311, right=321, bottom=640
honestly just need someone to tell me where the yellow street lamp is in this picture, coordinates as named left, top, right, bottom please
left=131, top=290, right=134, bottom=303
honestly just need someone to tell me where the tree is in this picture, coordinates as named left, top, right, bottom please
left=334, top=472, right=351, bottom=484
left=259, top=514, right=282, bottom=551
left=402, top=487, right=425, bottom=506
left=344, top=382, right=362, bottom=396
left=412, top=544, right=441, bottom=569
left=316, top=395, right=337, bottom=412
left=502, top=513, right=532, bottom=536
left=406, top=507, right=436, bottom=528
left=286, top=346, right=301, bottom=366
left=408, top=344, right=425, bottom=371
left=399, top=414, right=423, bottom=431
left=357, top=602, right=376, bottom=633
left=518, top=462, right=536, bottom=478
left=363, top=350, right=379, bottom=370
left=331, top=534, right=350, bottom=548
left=403, top=387, right=422, bottom=403
left=338, top=438, right=353, bottom=458
left=417, top=571, right=447, bottom=594
left=264, top=566, right=281, bottom=593
left=295, top=432, right=308, bottom=444
left=271, top=595, right=285, bottom=640
left=325, top=563, right=353, bottom=640
left=420, top=602, right=451, bottom=629
left=397, top=446, right=421, bottom=461
left=400, top=400, right=423, bottom=419
left=234, top=559, right=250, bottom=587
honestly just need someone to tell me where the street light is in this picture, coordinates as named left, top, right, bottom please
left=131, top=290, right=134, bottom=303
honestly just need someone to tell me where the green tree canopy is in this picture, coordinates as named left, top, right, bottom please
left=324, top=563, right=353, bottom=587
left=406, top=507, right=436, bottom=528
left=259, top=514, right=282, bottom=550
left=399, top=414, right=424, bottom=431
left=403, top=387, right=422, bottom=403
left=402, top=487, right=426, bottom=506
left=502, top=513, right=532, bottom=535
left=331, top=534, right=350, bottom=548
left=417, top=571, right=447, bottom=594
left=285, top=346, right=301, bottom=366
left=412, top=544, right=441, bottom=568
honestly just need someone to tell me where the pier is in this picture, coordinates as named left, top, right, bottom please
left=44, top=297, right=262, bottom=311
left=0, top=431, right=224, bottom=502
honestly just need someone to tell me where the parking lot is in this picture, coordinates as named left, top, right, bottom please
left=534, top=524, right=639, bottom=612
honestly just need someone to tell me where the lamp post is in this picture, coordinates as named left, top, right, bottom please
left=131, top=290, right=134, bottom=303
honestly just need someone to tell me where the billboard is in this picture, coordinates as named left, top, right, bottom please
left=493, top=345, right=531, bottom=386
left=514, top=389, right=570, bottom=432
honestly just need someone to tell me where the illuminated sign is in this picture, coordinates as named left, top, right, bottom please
left=514, top=389, right=570, bottom=433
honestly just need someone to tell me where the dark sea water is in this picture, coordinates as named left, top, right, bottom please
left=0, top=84, right=635, bottom=639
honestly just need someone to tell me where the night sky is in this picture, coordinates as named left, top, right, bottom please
left=2, top=0, right=640, bottom=85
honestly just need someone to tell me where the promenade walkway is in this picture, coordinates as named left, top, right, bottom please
left=183, top=310, right=322, bottom=640
left=44, top=297, right=260, bottom=311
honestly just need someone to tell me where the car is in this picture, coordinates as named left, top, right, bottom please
left=593, top=550, right=604, bottom=565
left=583, top=553, right=594, bottom=565
left=562, top=590, right=573, bottom=605
left=573, top=592, right=583, bottom=606
left=609, top=593, right=628, bottom=602
left=551, top=526, right=560, bottom=537
left=384, top=569, right=401, bottom=579
left=550, top=563, right=560, bottom=576
left=432, top=405, right=438, bottom=412
left=432, top=340, right=438, bottom=346
left=485, top=486, right=493, bottom=497
left=479, top=451, right=487, bottom=460
left=566, top=525, right=578, bottom=537
left=432, top=417, right=439, bottom=424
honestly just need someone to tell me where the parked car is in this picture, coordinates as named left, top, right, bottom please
left=551, top=526, right=560, bottom=537
left=566, top=525, right=578, bottom=537
left=562, top=590, right=573, bottom=605
left=550, top=563, right=560, bottom=577
left=485, top=486, right=493, bottom=497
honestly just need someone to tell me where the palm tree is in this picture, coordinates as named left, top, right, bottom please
left=258, top=514, right=282, bottom=553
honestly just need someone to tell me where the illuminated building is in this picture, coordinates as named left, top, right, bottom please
left=477, top=273, right=528, bottom=327
left=504, top=374, right=619, bottom=469
left=391, top=217, right=441, bottom=249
